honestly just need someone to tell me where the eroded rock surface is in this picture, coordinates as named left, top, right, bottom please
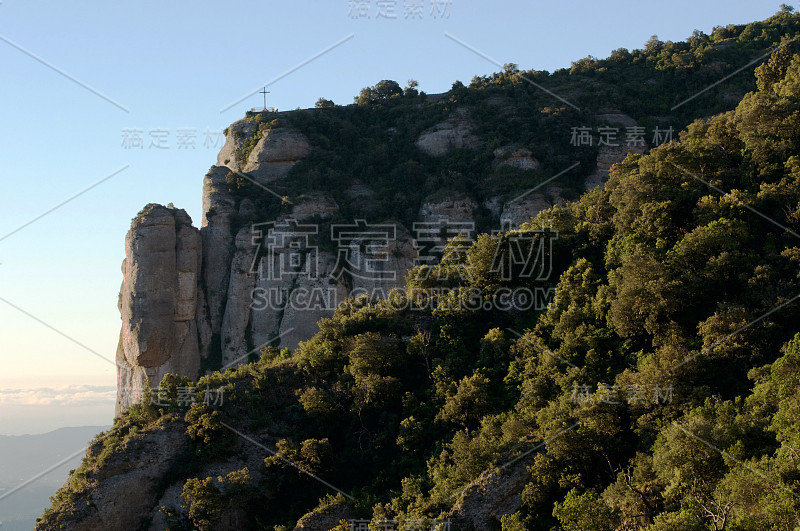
left=217, top=119, right=257, bottom=171
left=243, top=128, right=311, bottom=183
left=447, top=452, right=538, bottom=531
left=499, top=186, right=565, bottom=229
left=584, top=111, right=648, bottom=190
left=494, top=146, right=540, bottom=171
left=419, top=192, right=478, bottom=224
left=116, top=204, right=202, bottom=414
left=201, top=166, right=236, bottom=337
left=415, top=108, right=482, bottom=157
left=221, top=227, right=259, bottom=367
left=291, top=193, right=339, bottom=221
left=294, top=503, right=353, bottom=530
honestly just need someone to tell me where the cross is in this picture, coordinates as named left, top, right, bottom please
left=259, top=87, right=270, bottom=110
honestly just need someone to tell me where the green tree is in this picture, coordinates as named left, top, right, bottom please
left=355, top=80, right=403, bottom=105
left=553, top=488, right=618, bottom=531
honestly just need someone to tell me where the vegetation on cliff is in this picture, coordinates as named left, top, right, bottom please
left=37, top=9, right=800, bottom=530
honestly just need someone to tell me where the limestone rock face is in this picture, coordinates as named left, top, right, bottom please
left=243, top=128, right=311, bottom=183
left=250, top=253, right=293, bottom=350
left=217, top=119, right=311, bottom=182
left=594, top=109, right=638, bottom=128
left=291, top=193, right=339, bottom=221
left=499, top=186, right=565, bottom=229
left=348, top=224, right=417, bottom=299
left=584, top=111, right=648, bottom=190
left=583, top=143, right=647, bottom=190
left=293, top=503, right=353, bottom=530
left=415, top=108, right=482, bottom=157
left=447, top=452, right=537, bottom=531
left=419, top=192, right=478, bottom=223
left=494, top=147, right=540, bottom=171
left=201, top=166, right=236, bottom=337
left=246, top=219, right=416, bottom=352
left=275, top=251, right=349, bottom=350
left=116, top=204, right=201, bottom=414
left=217, top=119, right=257, bottom=171
left=220, top=227, right=259, bottom=368
left=345, top=180, right=381, bottom=216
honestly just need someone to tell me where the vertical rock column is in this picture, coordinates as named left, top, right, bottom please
left=201, top=166, right=236, bottom=342
left=115, top=204, right=202, bottom=414
left=220, top=227, right=258, bottom=367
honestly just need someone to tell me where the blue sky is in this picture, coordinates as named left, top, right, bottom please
left=0, top=0, right=783, bottom=434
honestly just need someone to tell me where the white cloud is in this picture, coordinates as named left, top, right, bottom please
left=0, top=385, right=116, bottom=406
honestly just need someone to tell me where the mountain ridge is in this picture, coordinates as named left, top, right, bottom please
left=38, top=9, right=800, bottom=530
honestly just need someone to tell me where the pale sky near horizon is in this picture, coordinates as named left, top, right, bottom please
left=0, top=0, right=783, bottom=434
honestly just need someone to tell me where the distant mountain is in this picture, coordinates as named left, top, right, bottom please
left=0, top=426, right=109, bottom=531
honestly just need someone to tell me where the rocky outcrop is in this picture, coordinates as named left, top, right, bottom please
left=116, top=205, right=202, bottom=414
left=418, top=192, right=478, bottom=223
left=220, top=227, right=259, bottom=368
left=447, top=452, right=537, bottom=531
left=594, top=109, right=638, bottom=128
left=345, top=180, right=381, bottom=216
left=347, top=223, right=417, bottom=299
left=294, top=503, right=353, bottom=530
left=583, top=143, right=647, bottom=190
left=249, top=221, right=415, bottom=351
left=584, top=111, right=648, bottom=190
left=217, top=118, right=311, bottom=183
left=117, top=104, right=642, bottom=412
left=415, top=108, right=482, bottom=157
left=494, top=147, right=540, bottom=171
left=273, top=251, right=349, bottom=350
left=499, top=186, right=565, bottom=229
left=201, top=166, right=236, bottom=339
left=217, top=119, right=257, bottom=170
left=243, top=128, right=311, bottom=183
left=52, top=424, right=191, bottom=531
left=37, top=421, right=270, bottom=531
left=291, top=193, right=339, bottom=220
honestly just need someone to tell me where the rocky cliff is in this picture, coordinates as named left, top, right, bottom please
left=115, top=106, right=646, bottom=412
left=38, top=12, right=796, bottom=527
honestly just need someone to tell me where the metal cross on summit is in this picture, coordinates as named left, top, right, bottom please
left=259, top=87, right=270, bottom=110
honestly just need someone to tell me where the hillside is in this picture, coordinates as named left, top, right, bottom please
left=38, top=9, right=800, bottom=530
